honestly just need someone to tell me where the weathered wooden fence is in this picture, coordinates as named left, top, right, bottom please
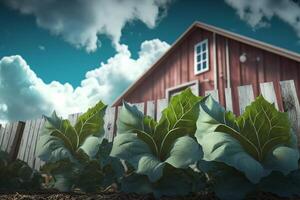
left=0, top=80, right=299, bottom=170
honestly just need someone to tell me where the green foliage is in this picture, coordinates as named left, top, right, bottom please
left=196, top=95, right=300, bottom=199
left=31, top=89, right=300, bottom=198
left=0, top=151, right=42, bottom=191
left=120, top=164, right=206, bottom=198
left=37, top=101, right=124, bottom=192
left=198, top=160, right=255, bottom=200
left=111, top=89, right=206, bottom=197
left=259, top=170, right=300, bottom=197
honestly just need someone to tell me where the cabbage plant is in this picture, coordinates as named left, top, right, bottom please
left=110, top=89, right=206, bottom=197
left=0, top=151, right=42, bottom=191
left=37, top=101, right=124, bottom=192
left=196, top=95, right=300, bottom=199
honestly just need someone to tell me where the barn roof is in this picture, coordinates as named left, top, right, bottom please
left=112, top=21, right=300, bottom=106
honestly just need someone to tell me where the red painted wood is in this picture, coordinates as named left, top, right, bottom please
left=188, top=29, right=197, bottom=83
left=229, top=40, right=241, bottom=115
left=241, top=43, right=260, bottom=96
left=159, top=66, right=166, bottom=99
left=181, top=39, right=189, bottom=83
left=256, top=48, right=265, bottom=84
left=264, top=51, right=283, bottom=111
left=118, top=26, right=299, bottom=116
left=280, top=57, right=299, bottom=101
left=216, top=35, right=226, bottom=106
left=203, top=29, right=215, bottom=92
left=174, top=49, right=181, bottom=86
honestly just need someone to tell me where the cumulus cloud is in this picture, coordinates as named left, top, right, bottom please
left=0, top=39, right=169, bottom=122
left=225, top=0, right=300, bottom=37
left=3, top=0, right=172, bottom=52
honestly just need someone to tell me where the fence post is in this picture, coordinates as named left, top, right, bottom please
left=104, top=106, right=116, bottom=142
left=8, top=121, right=25, bottom=160
left=27, top=118, right=44, bottom=168
left=224, top=88, right=233, bottom=112
left=17, top=120, right=32, bottom=161
left=260, top=82, right=278, bottom=109
left=156, top=99, right=168, bottom=121
left=238, top=85, right=254, bottom=114
left=279, top=80, right=300, bottom=145
left=0, top=123, right=13, bottom=152
left=146, top=100, right=155, bottom=118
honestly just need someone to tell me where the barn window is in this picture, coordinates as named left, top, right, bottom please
left=194, top=39, right=209, bottom=74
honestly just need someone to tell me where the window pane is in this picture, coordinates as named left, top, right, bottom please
left=202, top=42, right=206, bottom=51
left=196, top=45, right=201, bottom=53
left=197, top=55, right=201, bottom=62
left=203, top=61, right=207, bottom=69
left=197, top=63, right=201, bottom=71
left=202, top=52, right=206, bottom=60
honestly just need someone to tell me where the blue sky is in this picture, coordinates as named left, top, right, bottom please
left=0, top=0, right=300, bottom=122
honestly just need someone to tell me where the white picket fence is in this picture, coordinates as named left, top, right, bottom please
left=0, top=80, right=299, bottom=170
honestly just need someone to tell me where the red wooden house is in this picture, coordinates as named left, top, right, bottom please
left=112, top=21, right=300, bottom=115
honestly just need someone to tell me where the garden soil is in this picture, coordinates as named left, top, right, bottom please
left=0, top=191, right=297, bottom=200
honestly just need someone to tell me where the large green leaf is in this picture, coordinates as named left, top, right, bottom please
left=75, top=101, right=107, bottom=146
left=43, top=112, right=78, bottom=152
left=116, top=101, right=159, bottom=156
left=154, top=89, right=203, bottom=159
left=165, top=136, right=202, bottom=168
left=217, top=95, right=292, bottom=161
left=117, top=101, right=144, bottom=134
left=110, top=133, right=164, bottom=182
left=37, top=101, right=121, bottom=192
left=196, top=95, right=299, bottom=183
left=37, top=134, right=74, bottom=163
left=79, top=136, right=102, bottom=159
left=39, top=101, right=106, bottom=157
left=111, top=89, right=202, bottom=182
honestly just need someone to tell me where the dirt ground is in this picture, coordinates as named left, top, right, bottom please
left=0, top=191, right=214, bottom=200
left=0, top=192, right=298, bottom=200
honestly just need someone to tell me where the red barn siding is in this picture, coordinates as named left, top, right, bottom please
left=228, top=40, right=241, bottom=114
left=216, top=36, right=226, bottom=106
left=123, top=29, right=217, bottom=103
left=115, top=24, right=300, bottom=116
left=227, top=39, right=300, bottom=113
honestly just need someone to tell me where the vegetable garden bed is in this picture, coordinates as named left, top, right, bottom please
left=1, top=89, right=300, bottom=200
left=0, top=191, right=296, bottom=200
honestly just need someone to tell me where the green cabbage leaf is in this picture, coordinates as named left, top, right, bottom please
left=111, top=89, right=206, bottom=197
left=196, top=95, right=299, bottom=184
left=37, top=101, right=124, bottom=192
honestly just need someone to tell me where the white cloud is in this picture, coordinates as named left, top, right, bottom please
left=0, top=39, right=169, bottom=122
left=225, top=0, right=300, bottom=37
left=3, top=0, right=172, bottom=52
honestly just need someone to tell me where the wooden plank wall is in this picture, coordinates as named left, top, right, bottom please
left=0, top=121, right=24, bottom=160
left=1, top=80, right=299, bottom=170
left=17, top=117, right=45, bottom=170
left=115, top=30, right=300, bottom=118
left=123, top=29, right=216, bottom=103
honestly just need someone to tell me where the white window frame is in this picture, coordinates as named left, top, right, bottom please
left=165, top=80, right=199, bottom=102
left=194, top=39, right=209, bottom=75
